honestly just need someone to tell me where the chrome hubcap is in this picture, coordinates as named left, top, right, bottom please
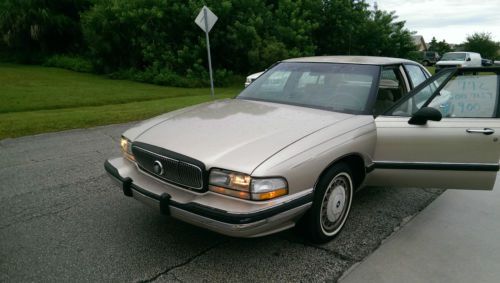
left=326, top=185, right=346, bottom=222
left=320, top=173, right=351, bottom=235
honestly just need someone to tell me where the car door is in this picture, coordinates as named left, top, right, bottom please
left=366, top=67, right=500, bottom=190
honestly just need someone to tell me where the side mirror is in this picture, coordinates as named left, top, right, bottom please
left=466, top=57, right=471, bottom=61
left=408, top=107, right=442, bottom=125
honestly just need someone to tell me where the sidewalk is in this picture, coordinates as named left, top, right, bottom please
left=340, top=173, right=500, bottom=283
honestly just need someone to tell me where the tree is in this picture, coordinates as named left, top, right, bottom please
left=207, top=0, right=320, bottom=73
left=428, top=37, right=438, bottom=51
left=267, top=0, right=320, bottom=62
left=435, top=40, right=452, bottom=54
left=462, top=32, right=499, bottom=59
left=314, top=0, right=370, bottom=55
left=428, top=37, right=452, bottom=55
left=0, top=0, right=91, bottom=62
left=82, top=0, right=322, bottom=75
left=0, top=0, right=420, bottom=86
left=356, top=9, right=415, bottom=58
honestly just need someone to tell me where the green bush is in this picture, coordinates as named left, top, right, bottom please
left=80, top=0, right=319, bottom=77
left=108, top=65, right=238, bottom=88
left=43, top=55, right=93, bottom=72
left=406, top=51, right=422, bottom=62
left=1, top=0, right=420, bottom=88
left=0, top=0, right=91, bottom=63
left=81, top=0, right=199, bottom=73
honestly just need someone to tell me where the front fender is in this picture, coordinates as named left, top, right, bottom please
left=252, top=116, right=376, bottom=194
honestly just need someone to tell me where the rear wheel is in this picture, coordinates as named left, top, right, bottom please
left=303, top=163, right=354, bottom=243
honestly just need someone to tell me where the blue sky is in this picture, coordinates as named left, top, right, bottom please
left=369, top=0, right=500, bottom=44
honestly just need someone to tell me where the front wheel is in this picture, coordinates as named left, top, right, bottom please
left=302, top=163, right=354, bottom=243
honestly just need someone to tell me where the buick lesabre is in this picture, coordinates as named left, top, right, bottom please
left=105, top=56, right=500, bottom=243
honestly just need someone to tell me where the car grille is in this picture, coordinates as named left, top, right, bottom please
left=132, top=144, right=204, bottom=190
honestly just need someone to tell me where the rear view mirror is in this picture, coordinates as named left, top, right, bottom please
left=466, top=58, right=471, bottom=61
left=408, top=107, right=442, bottom=125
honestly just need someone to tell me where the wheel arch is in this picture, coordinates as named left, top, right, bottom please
left=313, top=153, right=367, bottom=193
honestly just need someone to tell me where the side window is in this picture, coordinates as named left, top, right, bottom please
left=388, top=69, right=454, bottom=116
left=428, top=74, right=499, bottom=118
left=405, top=65, right=427, bottom=88
left=374, top=67, right=407, bottom=115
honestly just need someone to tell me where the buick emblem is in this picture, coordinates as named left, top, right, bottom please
left=153, top=160, right=164, bottom=175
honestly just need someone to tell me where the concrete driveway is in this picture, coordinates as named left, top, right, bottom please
left=0, top=123, right=443, bottom=282
left=340, top=174, right=500, bottom=283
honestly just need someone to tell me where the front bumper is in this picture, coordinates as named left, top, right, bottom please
left=104, top=157, right=312, bottom=237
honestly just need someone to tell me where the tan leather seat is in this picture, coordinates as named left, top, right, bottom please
left=374, top=89, right=395, bottom=115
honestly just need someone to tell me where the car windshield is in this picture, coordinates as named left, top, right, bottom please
left=441, top=52, right=466, bottom=61
left=237, top=62, right=379, bottom=114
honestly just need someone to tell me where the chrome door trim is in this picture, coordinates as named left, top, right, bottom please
left=371, top=161, right=499, bottom=172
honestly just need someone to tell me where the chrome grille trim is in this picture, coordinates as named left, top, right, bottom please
left=132, top=146, right=204, bottom=190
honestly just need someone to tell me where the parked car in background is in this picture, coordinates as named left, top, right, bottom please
left=435, top=52, right=482, bottom=72
left=420, top=51, right=440, bottom=66
left=408, top=51, right=440, bottom=66
left=482, top=58, right=493, bottom=66
left=105, top=56, right=499, bottom=243
left=244, top=71, right=264, bottom=87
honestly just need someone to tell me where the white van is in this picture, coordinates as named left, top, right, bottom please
left=435, top=52, right=482, bottom=72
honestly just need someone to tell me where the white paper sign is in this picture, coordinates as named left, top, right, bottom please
left=444, top=75, right=498, bottom=117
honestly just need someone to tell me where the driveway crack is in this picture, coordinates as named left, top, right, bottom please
left=0, top=204, right=76, bottom=230
left=98, top=130, right=120, bottom=143
left=283, top=238, right=356, bottom=263
left=421, top=188, right=445, bottom=195
left=138, top=240, right=228, bottom=283
left=0, top=173, right=108, bottom=203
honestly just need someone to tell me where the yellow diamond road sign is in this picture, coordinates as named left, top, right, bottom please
left=195, top=6, right=218, bottom=33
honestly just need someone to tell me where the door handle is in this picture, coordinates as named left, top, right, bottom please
left=466, top=128, right=495, bottom=135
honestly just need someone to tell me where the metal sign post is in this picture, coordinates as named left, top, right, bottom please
left=195, top=6, right=218, bottom=97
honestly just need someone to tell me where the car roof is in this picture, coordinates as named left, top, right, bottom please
left=282, top=56, right=417, bottom=65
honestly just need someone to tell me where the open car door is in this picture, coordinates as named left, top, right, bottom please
left=367, top=67, right=500, bottom=190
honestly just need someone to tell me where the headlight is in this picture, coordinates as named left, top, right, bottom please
left=209, top=169, right=288, bottom=200
left=120, top=136, right=135, bottom=161
left=251, top=178, right=288, bottom=200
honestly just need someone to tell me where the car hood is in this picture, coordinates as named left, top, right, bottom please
left=131, top=99, right=353, bottom=173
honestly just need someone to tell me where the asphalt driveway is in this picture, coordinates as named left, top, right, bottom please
left=0, top=123, right=444, bottom=282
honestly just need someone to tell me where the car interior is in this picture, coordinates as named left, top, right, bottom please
left=374, top=67, right=407, bottom=115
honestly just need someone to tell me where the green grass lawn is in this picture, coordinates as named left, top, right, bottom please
left=0, top=63, right=439, bottom=140
left=0, top=64, right=242, bottom=139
